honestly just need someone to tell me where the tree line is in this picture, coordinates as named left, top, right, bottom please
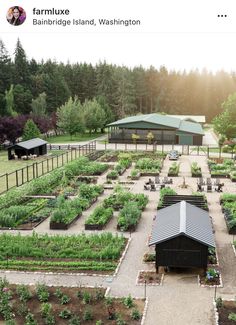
left=1, top=38, right=236, bottom=143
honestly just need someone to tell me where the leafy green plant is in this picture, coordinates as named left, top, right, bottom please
left=107, top=170, right=119, bottom=179
left=228, top=313, right=236, bottom=321
left=36, top=283, right=50, bottom=302
left=131, top=308, right=141, bottom=320
left=41, top=302, right=52, bottom=317
left=16, top=284, right=32, bottom=302
left=54, top=288, right=63, bottom=299
left=82, top=291, right=92, bottom=304
left=25, top=313, right=38, bottom=325
left=59, top=308, right=72, bottom=319
left=215, top=297, right=223, bottom=308
left=122, top=294, right=134, bottom=308
left=83, top=308, right=93, bottom=321
left=60, top=294, right=71, bottom=305
left=69, top=316, right=81, bottom=325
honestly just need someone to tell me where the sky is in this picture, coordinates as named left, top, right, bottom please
left=1, top=0, right=236, bottom=72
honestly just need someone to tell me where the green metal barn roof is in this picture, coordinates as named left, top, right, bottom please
left=107, top=114, right=204, bottom=135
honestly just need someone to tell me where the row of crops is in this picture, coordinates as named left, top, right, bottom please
left=0, top=232, right=126, bottom=273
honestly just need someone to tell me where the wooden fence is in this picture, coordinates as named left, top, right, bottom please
left=0, top=141, right=96, bottom=195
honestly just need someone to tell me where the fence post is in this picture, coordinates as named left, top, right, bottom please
left=207, top=146, right=209, bottom=158
left=27, top=166, right=29, bottom=182
left=57, top=155, right=59, bottom=167
left=36, top=163, right=38, bottom=178
left=62, top=154, right=64, bottom=165
left=66, top=151, right=69, bottom=162
left=71, top=149, right=73, bottom=161
left=16, top=170, right=18, bottom=186
left=21, top=168, right=24, bottom=185
left=6, top=173, right=9, bottom=191
left=197, top=146, right=199, bottom=155
left=47, top=159, right=49, bottom=172
left=52, top=157, right=54, bottom=169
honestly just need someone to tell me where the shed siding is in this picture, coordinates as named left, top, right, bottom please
left=155, top=235, right=208, bottom=268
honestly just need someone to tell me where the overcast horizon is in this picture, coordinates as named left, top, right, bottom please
left=2, top=32, right=236, bottom=74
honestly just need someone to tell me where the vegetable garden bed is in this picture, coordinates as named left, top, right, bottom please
left=216, top=299, right=236, bottom=324
left=0, top=278, right=145, bottom=325
left=50, top=212, right=82, bottom=230
left=0, top=233, right=127, bottom=274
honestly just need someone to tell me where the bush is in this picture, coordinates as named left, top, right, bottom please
left=16, top=284, right=32, bottom=302
left=36, top=283, right=50, bottom=302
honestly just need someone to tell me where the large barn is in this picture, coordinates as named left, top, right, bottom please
left=107, top=114, right=204, bottom=145
left=149, top=201, right=215, bottom=272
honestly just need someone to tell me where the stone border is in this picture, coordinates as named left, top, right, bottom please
left=213, top=298, right=219, bottom=325
left=232, top=243, right=236, bottom=257
left=141, top=297, right=149, bottom=325
left=198, top=273, right=223, bottom=288
left=1, top=238, right=131, bottom=279
left=136, top=270, right=164, bottom=286
left=113, top=237, right=132, bottom=277
left=213, top=297, right=236, bottom=325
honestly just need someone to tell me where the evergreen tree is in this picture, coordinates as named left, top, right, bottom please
left=22, top=119, right=41, bottom=141
left=13, top=84, right=32, bottom=114
left=0, top=39, right=12, bottom=116
left=14, top=38, right=31, bottom=87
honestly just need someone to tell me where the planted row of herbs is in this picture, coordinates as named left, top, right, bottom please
left=103, top=187, right=148, bottom=211
left=98, top=150, right=165, bottom=163
left=106, top=156, right=132, bottom=180
left=215, top=296, right=236, bottom=324
left=85, top=206, right=114, bottom=230
left=0, top=157, right=108, bottom=210
left=0, top=232, right=126, bottom=272
left=0, top=278, right=144, bottom=325
left=50, top=184, right=104, bottom=229
left=168, top=162, right=180, bottom=177
left=208, top=159, right=236, bottom=180
left=191, top=162, right=202, bottom=177
left=135, top=158, right=162, bottom=175
left=0, top=198, right=49, bottom=229
left=220, top=193, right=236, bottom=234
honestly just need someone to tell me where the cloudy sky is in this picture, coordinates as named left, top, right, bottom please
left=1, top=0, right=236, bottom=72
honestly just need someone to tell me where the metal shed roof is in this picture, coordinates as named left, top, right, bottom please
left=12, top=138, right=47, bottom=150
left=107, top=114, right=204, bottom=135
left=167, top=115, right=206, bottom=123
left=149, top=201, right=215, bottom=248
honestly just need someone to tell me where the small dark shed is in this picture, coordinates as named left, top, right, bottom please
left=8, top=138, right=47, bottom=160
left=149, top=201, right=215, bottom=271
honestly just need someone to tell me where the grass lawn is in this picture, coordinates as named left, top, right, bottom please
left=46, top=132, right=105, bottom=143
left=0, top=150, right=68, bottom=194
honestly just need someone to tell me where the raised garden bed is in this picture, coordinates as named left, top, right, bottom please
left=216, top=299, right=236, bottom=324
left=0, top=278, right=145, bottom=325
left=143, top=253, right=155, bottom=263
left=85, top=206, right=113, bottom=230
left=137, top=271, right=163, bottom=285
left=198, top=268, right=222, bottom=287
left=50, top=212, right=82, bottom=230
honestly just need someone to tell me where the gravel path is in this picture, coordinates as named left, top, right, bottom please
left=0, top=155, right=236, bottom=325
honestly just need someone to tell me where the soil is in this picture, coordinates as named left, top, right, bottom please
left=218, top=301, right=236, bottom=325
left=137, top=271, right=162, bottom=285
left=1, top=285, right=145, bottom=324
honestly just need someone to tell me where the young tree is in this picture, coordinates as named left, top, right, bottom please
left=56, top=97, right=84, bottom=139
left=31, top=92, right=47, bottom=117
left=5, top=85, right=17, bottom=117
left=22, top=118, right=41, bottom=141
left=83, top=99, right=106, bottom=133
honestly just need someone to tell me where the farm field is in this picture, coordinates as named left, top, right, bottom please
left=0, top=150, right=236, bottom=325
